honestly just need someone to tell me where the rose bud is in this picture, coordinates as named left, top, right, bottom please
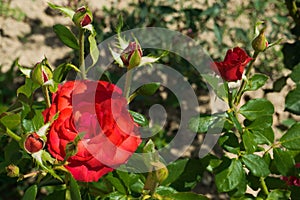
left=30, top=59, right=53, bottom=86
left=24, top=133, right=45, bottom=154
left=6, top=164, right=20, bottom=177
left=72, top=6, right=93, bottom=28
left=252, top=27, right=268, bottom=52
left=120, top=42, right=143, bottom=69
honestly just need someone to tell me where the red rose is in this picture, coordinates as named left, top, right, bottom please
left=43, top=80, right=141, bottom=182
left=212, top=47, right=252, bottom=82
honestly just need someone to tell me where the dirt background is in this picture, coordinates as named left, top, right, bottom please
left=1, top=0, right=300, bottom=199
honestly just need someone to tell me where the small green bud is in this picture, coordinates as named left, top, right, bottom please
left=31, top=58, right=53, bottom=86
left=6, top=164, right=20, bottom=177
left=72, top=6, right=93, bottom=28
left=252, top=27, right=268, bottom=52
left=120, top=42, right=143, bottom=69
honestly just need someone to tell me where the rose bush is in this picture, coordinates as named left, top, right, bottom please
left=212, top=47, right=252, bottom=82
left=43, top=80, right=141, bottom=182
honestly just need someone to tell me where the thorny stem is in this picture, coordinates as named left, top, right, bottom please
left=234, top=51, right=259, bottom=106
left=79, top=29, right=86, bottom=79
left=42, top=86, right=51, bottom=108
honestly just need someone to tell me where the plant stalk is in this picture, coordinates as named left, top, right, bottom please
left=260, top=177, right=269, bottom=195
left=124, top=69, right=133, bottom=100
left=42, top=86, right=51, bottom=108
left=79, top=29, right=86, bottom=79
left=6, top=128, right=21, bottom=142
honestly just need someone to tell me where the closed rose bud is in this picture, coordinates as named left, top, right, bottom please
left=120, top=42, right=143, bottom=69
left=72, top=6, right=93, bottom=28
left=31, top=59, right=53, bottom=86
left=6, top=164, right=19, bottom=177
left=24, top=133, right=45, bottom=154
left=252, top=27, right=268, bottom=52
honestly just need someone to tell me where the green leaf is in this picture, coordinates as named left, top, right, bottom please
left=228, top=111, right=243, bottom=133
left=4, top=140, right=22, bottom=164
left=53, top=63, right=80, bottom=83
left=285, top=84, right=300, bottom=115
left=17, top=78, right=40, bottom=98
left=103, top=191, right=127, bottom=200
left=280, top=122, right=300, bottom=150
left=242, top=130, right=257, bottom=154
left=282, top=40, right=300, bottom=70
left=189, top=113, right=227, bottom=133
left=88, top=34, right=99, bottom=68
left=215, top=159, right=244, bottom=192
left=290, top=63, right=300, bottom=83
left=202, top=74, right=226, bottom=100
left=17, top=63, right=31, bottom=78
left=167, top=192, right=209, bottom=200
left=246, top=116, right=273, bottom=131
left=22, top=185, right=38, bottom=200
left=44, top=190, right=66, bottom=200
left=273, top=148, right=295, bottom=176
left=228, top=169, right=247, bottom=197
left=106, top=173, right=127, bottom=194
left=53, top=24, right=79, bottom=50
left=239, top=98, right=274, bottom=120
left=252, top=127, right=274, bottom=145
left=48, top=3, right=75, bottom=19
left=136, top=82, right=160, bottom=96
left=155, top=186, right=177, bottom=196
left=129, top=110, right=149, bottom=127
left=273, top=76, right=287, bottom=92
left=69, top=175, right=81, bottom=200
left=170, top=157, right=213, bottom=191
left=0, top=113, right=20, bottom=130
left=244, top=74, right=268, bottom=91
left=161, top=158, right=188, bottom=186
left=266, top=189, right=291, bottom=200
left=218, top=132, right=240, bottom=154
left=242, top=154, right=270, bottom=177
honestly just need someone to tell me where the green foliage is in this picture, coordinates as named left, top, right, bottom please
left=53, top=24, right=79, bottom=50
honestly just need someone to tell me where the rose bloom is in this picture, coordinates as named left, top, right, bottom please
left=212, top=47, right=252, bottom=82
left=43, top=80, right=141, bottom=182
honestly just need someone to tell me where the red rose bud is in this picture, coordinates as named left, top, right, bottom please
left=252, top=27, right=268, bottom=52
left=211, top=47, right=252, bottom=82
left=31, top=59, right=53, bottom=86
left=6, top=164, right=20, bottom=177
left=24, top=133, right=45, bottom=154
left=72, top=6, right=93, bottom=28
left=120, top=42, right=143, bottom=69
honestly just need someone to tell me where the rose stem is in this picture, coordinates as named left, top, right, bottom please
left=79, top=29, right=86, bottom=79
left=42, top=86, right=51, bottom=108
left=234, top=51, right=259, bottom=106
left=124, top=69, right=133, bottom=100
left=6, top=128, right=21, bottom=142
left=260, top=177, right=269, bottom=195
